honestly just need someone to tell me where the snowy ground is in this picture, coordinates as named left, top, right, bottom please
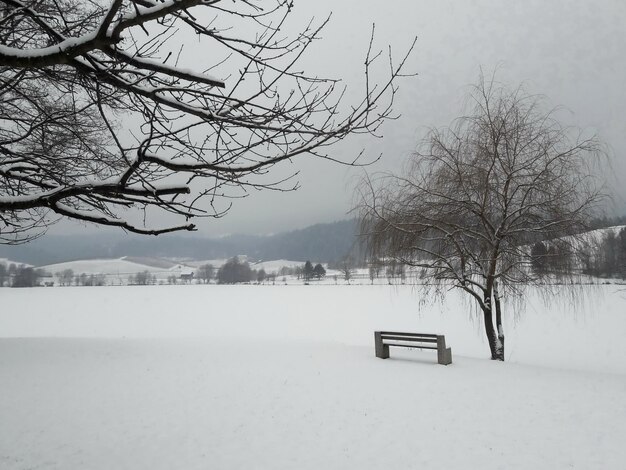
left=1, top=285, right=625, bottom=469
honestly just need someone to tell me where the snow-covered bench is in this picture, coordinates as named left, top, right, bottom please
left=374, top=331, right=452, bottom=365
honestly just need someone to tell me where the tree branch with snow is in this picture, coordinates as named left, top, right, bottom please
left=0, top=0, right=416, bottom=242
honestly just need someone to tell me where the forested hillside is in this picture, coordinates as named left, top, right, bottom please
left=0, top=220, right=360, bottom=266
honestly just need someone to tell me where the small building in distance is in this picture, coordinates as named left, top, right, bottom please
left=180, top=268, right=195, bottom=283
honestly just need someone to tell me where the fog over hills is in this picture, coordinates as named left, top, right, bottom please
left=0, top=220, right=360, bottom=267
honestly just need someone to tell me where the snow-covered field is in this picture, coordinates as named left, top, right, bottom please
left=1, top=285, right=625, bottom=469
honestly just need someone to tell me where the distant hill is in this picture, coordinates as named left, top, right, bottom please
left=0, top=219, right=361, bottom=266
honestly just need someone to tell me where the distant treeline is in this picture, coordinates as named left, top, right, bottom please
left=0, top=263, right=49, bottom=287
left=530, top=227, right=626, bottom=280
left=588, top=215, right=626, bottom=230
left=583, top=227, right=626, bottom=278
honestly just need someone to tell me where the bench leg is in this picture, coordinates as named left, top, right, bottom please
left=436, top=335, right=452, bottom=365
left=374, top=332, right=390, bottom=359
left=437, top=347, right=452, bottom=365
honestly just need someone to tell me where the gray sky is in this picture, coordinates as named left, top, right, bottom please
left=54, top=0, right=626, bottom=237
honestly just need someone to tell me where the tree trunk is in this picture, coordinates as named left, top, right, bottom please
left=481, top=292, right=501, bottom=361
left=493, top=281, right=505, bottom=361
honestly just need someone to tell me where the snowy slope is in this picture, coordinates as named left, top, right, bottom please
left=183, top=258, right=228, bottom=268
left=39, top=258, right=167, bottom=275
left=250, top=259, right=305, bottom=272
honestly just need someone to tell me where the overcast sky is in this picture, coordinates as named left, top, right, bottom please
left=55, top=0, right=626, bottom=238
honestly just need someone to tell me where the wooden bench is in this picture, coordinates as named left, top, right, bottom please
left=374, top=331, right=452, bottom=365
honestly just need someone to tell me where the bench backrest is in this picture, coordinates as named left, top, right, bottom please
left=378, top=331, right=439, bottom=343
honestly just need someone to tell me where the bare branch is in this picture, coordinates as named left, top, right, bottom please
left=0, top=0, right=415, bottom=242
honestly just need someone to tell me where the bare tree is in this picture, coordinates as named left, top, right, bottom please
left=11, top=264, right=41, bottom=287
left=358, top=75, right=606, bottom=361
left=133, top=270, right=150, bottom=285
left=216, top=256, right=252, bottom=284
left=0, top=0, right=415, bottom=243
left=0, top=262, right=6, bottom=286
left=197, top=263, right=214, bottom=284
left=339, top=256, right=354, bottom=284
left=368, top=257, right=382, bottom=284
left=55, top=268, right=74, bottom=286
